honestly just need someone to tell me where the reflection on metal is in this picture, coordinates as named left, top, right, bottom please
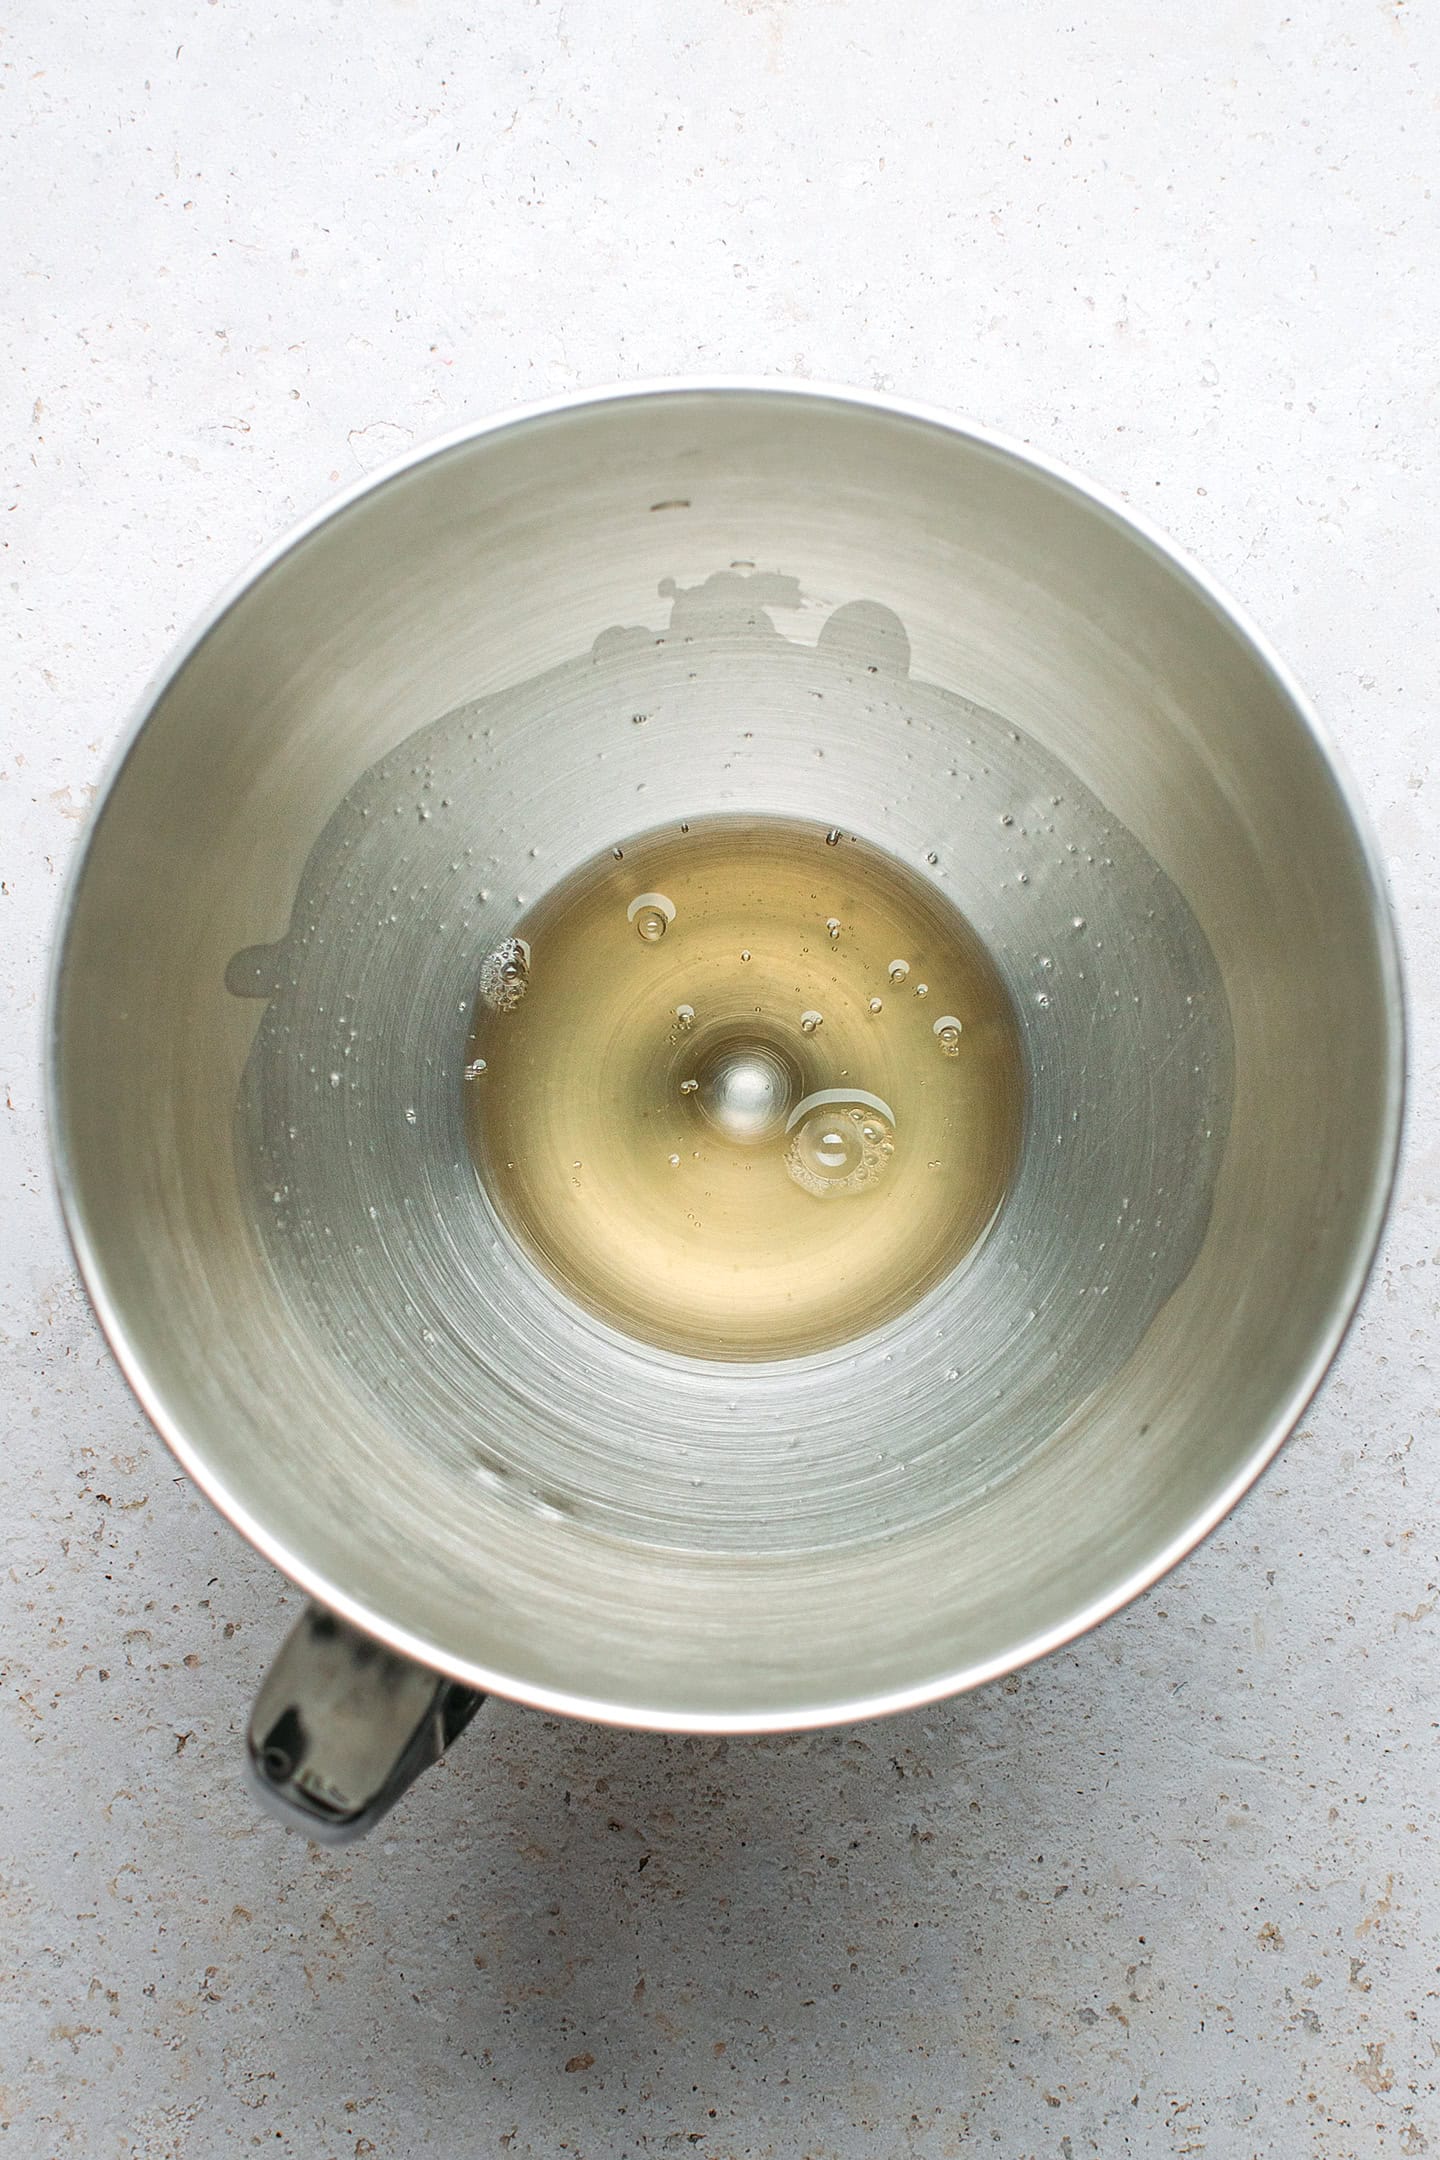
left=247, top=1605, right=483, bottom=1844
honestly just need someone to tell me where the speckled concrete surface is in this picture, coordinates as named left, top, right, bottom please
left=3, top=4, right=1437, bottom=2155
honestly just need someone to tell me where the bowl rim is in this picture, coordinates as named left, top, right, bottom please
left=45, top=377, right=1408, bottom=1732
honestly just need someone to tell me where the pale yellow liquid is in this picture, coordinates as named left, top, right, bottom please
left=465, top=816, right=1024, bottom=1360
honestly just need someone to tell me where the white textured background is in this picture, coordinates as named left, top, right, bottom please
left=2, top=3, right=1436, bottom=2155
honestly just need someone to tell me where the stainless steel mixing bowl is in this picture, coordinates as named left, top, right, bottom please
left=48, top=383, right=1403, bottom=1838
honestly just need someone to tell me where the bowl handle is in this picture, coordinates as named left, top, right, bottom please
left=245, top=1604, right=485, bottom=1842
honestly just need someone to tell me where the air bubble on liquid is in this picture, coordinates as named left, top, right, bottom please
left=1035, top=991, right=1051, bottom=1009
left=328, top=1071, right=341, bottom=1088
left=914, top=982, right=929, bottom=998
left=480, top=936, right=531, bottom=1011
left=784, top=1087, right=897, bottom=1199
left=868, top=996, right=883, bottom=1014
left=933, top=1015, right=963, bottom=1055
left=611, top=846, right=624, bottom=861
left=887, top=958, right=910, bottom=984
left=826, top=918, right=841, bottom=940
left=679, top=1077, right=699, bottom=1095
left=1072, top=916, right=1086, bottom=932
left=464, top=1058, right=488, bottom=1079
left=627, top=891, right=675, bottom=942
left=668, top=1153, right=681, bottom=1167
left=675, top=1003, right=695, bottom=1027
left=926, top=851, right=939, bottom=866
left=825, top=828, right=842, bottom=847
left=404, top=1106, right=418, bottom=1124
left=800, top=1010, right=823, bottom=1034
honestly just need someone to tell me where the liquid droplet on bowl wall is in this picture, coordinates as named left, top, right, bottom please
left=627, top=891, right=676, bottom=943
left=480, top=937, right=531, bottom=1011
left=784, top=1091, right=896, bottom=1198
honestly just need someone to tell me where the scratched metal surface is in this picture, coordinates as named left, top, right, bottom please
left=3, top=2, right=1437, bottom=2153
